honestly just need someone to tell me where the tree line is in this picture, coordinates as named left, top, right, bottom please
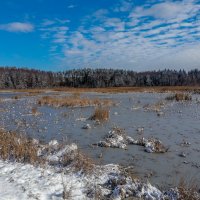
left=0, top=67, right=200, bottom=89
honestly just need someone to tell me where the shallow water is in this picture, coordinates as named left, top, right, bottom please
left=0, top=91, right=200, bottom=188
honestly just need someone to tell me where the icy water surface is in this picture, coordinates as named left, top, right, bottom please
left=0, top=91, right=200, bottom=189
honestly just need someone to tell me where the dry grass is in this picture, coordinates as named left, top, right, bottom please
left=12, top=95, right=22, bottom=100
left=144, top=101, right=165, bottom=112
left=61, top=148, right=94, bottom=174
left=0, top=128, right=94, bottom=174
left=26, top=91, right=43, bottom=96
left=0, top=129, right=41, bottom=165
left=178, top=178, right=200, bottom=200
left=72, top=151, right=94, bottom=173
left=31, top=107, right=40, bottom=116
left=166, top=93, right=192, bottom=101
left=38, top=95, right=114, bottom=108
left=53, top=86, right=200, bottom=93
left=3, top=86, right=200, bottom=94
left=89, top=107, right=109, bottom=121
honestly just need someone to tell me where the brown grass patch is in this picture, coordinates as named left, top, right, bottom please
left=2, top=86, right=200, bottom=94
left=166, top=93, right=192, bottom=101
left=178, top=178, right=199, bottom=200
left=38, top=95, right=114, bottom=108
left=72, top=151, right=94, bottom=173
left=0, top=128, right=95, bottom=175
left=60, top=149, right=94, bottom=174
left=89, top=107, right=109, bottom=121
left=52, top=86, right=200, bottom=93
left=31, top=107, right=40, bottom=116
left=0, top=129, right=41, bottom=165
left=12, top=95, right=23, bottom=100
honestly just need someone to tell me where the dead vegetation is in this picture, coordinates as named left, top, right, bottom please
left=52, top=86, right=200, bottom=93
left=137, top=137, right=168, bottom=153
left=12, top=95, right=22, bottom=100
left=143, top=101, right=166, bottom=112
left=0, top=128, right=94, bottom=174
left=71, top=151, right=94, bottom=174
left=178, top=178, right=200, bottom=200
left=31, top=107, right=40, bottom=116
left=38, top=95, right=114, bottom=108
left=27, top=90, right=43, bottom=96
left=4, top=86, right=200, bottom=94
left=0, top=129, right=40, bottom=165
left=166, top=93, right=192, bottom=101
left=89, top=107, right=109, bottom=121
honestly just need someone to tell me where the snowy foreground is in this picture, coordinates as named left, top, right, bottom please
left=0, top=141, right=197, bottom=200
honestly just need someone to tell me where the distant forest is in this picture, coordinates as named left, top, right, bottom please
left=0, top=67, right=200, bottom=89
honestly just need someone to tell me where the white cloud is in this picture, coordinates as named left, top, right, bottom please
left=67, top=4, right=76, bottom=9
left=130, top=0, right=200, bottom=22
left=42, top=19, right=56, bottom=26
left=114, top=0, right=133, bottom=12
left=40, top=0, right=200, bottom=70
left=0, top=22, right=34, bottom=33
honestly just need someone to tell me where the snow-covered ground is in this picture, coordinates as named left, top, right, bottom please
left=0, top=159, right=165, bottom=200
left=0, top=141, right=182, bottom=200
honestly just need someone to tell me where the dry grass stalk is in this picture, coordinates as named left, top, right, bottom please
left=90, top=107, right=109, bottom=121
left=0, top=129, right=41, bottom=165
left=38, top=95, right=114, bottom=108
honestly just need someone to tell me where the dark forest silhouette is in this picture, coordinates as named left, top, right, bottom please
left=0, top=67, right=200, bottom=89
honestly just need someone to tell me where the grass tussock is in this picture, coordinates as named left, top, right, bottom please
left=31, top=107, right=40, bottom=116
left=0, top=129, right=41, bottom=165
left=38, top=95, right=114, bottom=108
left=12, top=95, right=23, bottom=100
left=178, top=178, right=200, bottom=200
left=89, top=107, right=109, bottom=121
left=72, top=151, right=94, bottom=173
left=166, top=93, right=192, bottom=101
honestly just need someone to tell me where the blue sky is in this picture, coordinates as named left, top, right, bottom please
left=0, top=0, right=199, bottom=71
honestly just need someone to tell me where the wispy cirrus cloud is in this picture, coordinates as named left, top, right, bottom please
left=0, top=22, right=34, bottom=33
left=39, top=18, right=70, bottom=58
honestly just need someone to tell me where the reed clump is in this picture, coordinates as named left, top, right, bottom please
left=89, top=107, right=109, bottom=121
